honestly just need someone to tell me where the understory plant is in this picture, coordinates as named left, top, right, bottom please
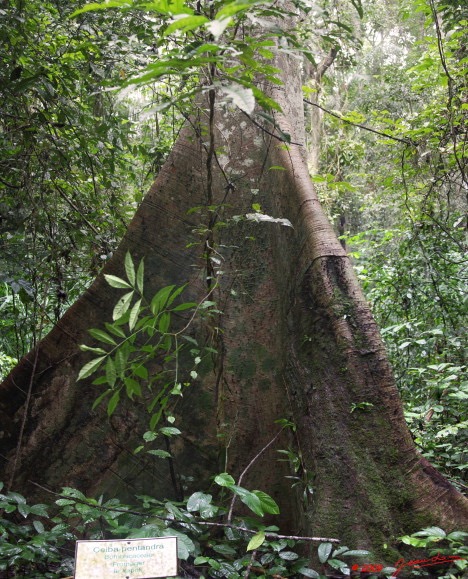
left=1, top=481, right=467, bottom=578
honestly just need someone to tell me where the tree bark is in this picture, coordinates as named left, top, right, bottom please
left=0, top=40, right=466, bottom=559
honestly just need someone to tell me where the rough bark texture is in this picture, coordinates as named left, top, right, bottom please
left=0, top=46, right=467, bottom=560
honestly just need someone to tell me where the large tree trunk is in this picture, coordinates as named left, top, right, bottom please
left=0, top=44, right=466, bottom=558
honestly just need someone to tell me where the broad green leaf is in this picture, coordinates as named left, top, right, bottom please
left=133, top=365, right=148, bottom=379
left=166, top=284, right=186, bottom=307
left=159, top=426, right=181, bottom=437
left=150, top=409, right=164, bottom=430
left=79, top=345, right=107, bottom=354
left=298, top=568, right=320, bottom=578
left=158, top=311, right=171, bottom=333
left=113, top=291, right=134, bottom=321
left=279, top=551, right=299, bottom=560
left=124, top=251, right=135, bottom=286
left=88, top=328, right=117, bottom=345
left=136, top=259, right=145, bottom=293
left=447, top=531, right=468, bottom=541
left=114, top=347, right=128, bottom=376
left=92, top=389, right=112, bottom=410
left=129, top=298, right=142, bottom=331
left=8, top=492, right=26, bottom=504
left=251, top=490, right=280, bottom=514
left=105, top=357, right=117, bottom=387
left=33, top=520, right=45, bottom=534
left=318, top=542, right=333, bottom=563
left=252, top=86, right=282, bottom=111
left=29, top=504, right=48, bottom=517
left=71, top=1, right=132, bottom=17
left=194, top=557, right=209, bottom=564
left=143, top=0, right=193, bottom=15
left=247, top=531, right=265, bottom=551
left=399, top=535, right=428, bottom=547
left=172, top=301, right=196, bottom=311
left=125, top=377, right=142, bottom=399
left=17, top=502, right=29, bottom=517
left=143, top=431, right=158, bottom=442
left=161, top=529, right=195, bottom=560
left=214, top=473, right=236, bottom=487
left=147, top=449, right=171, bottom=458
left=236, top=489, right=263, bottom=516
left=216, top=2, right=251, bottom=17
left=164, top=15, right=209, bottom=36
left=328, top=558, right=348, bottom=570
left=105, top=322, right=127, bottom=338
left=187, top=492, right=212, bottom=512
left=55, top=499, right=76, bottom=507
left=107, top=390, right=121, bottom=416
left=94, top=374, right=109, bottom=386
left=341, top=550, right=370, bottom=556
left=228, top=484, right=264, bottom=515
left=128, top=523, right=163, bottom=539
left=413, top=526, right=446, bottom=537
left=151, top=285, right=176, bottom=315
left=221, top=83, right=255, bottom=114
left=104, top=274, right=132, bottom=289
left=78, top=356, right=106, bottom=381
left=213, top=544, right=237, bottom=556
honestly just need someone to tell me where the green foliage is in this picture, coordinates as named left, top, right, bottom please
left=0, top=482, right=75, bottom=577
left=79, top=252, right=215, bottom=452
left=0, top=351, right=18, bottom=382
left=313, top=0, right=467, bottom=491
left=2, top=478, right=468, bottom=578
left=0, top=479, right=350, bottom=578
left=70, top=0, right=295, bottom=115
left=398, top=527, right=468, bottom=578
left=0, top=0, right=179, bottom=361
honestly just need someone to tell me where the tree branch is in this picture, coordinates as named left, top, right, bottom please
left=316, top=47, right=339, bottom=82
left=29, top=481, right=340, bottom=543
left=242, top=111, right=303, bottom=146
left=228, top=429, right=284, bottom=523
left=303, top=99, right=416, bottom=146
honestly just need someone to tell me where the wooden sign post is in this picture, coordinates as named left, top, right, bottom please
left=74, top=537, right=178, bottom=578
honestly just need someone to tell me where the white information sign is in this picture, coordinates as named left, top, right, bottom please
left=74, top=537, right=178, bottom=579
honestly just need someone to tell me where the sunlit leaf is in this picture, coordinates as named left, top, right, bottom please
left=214, top=473, right=235, bottom=487
left=124, top=251, right=135, bottom=286
left=164, top=15, right=209, bottom=36
left=247, top=531, right=265, bottom=551
left=136, top=259, right=145, bottom=294
left=105, top=357, right=117, bottom=387
left=104, top=274, right=132, bottom=289
left=107, top=390, right=121, bottom=416
left=113, top=291, right=134, bottom=321
left=78, top=356, right=106, bottom=381
left=318, top=542, right=333, bottom=563
left=129, top=298, right=142, bottom=331
left=88, top=328, right=117, bottom=345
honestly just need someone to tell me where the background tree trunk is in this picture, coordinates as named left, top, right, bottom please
left=0, top=46, right=466, bottom=559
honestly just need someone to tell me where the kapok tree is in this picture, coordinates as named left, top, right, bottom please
left=0, top=0, right=466, bottom=559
